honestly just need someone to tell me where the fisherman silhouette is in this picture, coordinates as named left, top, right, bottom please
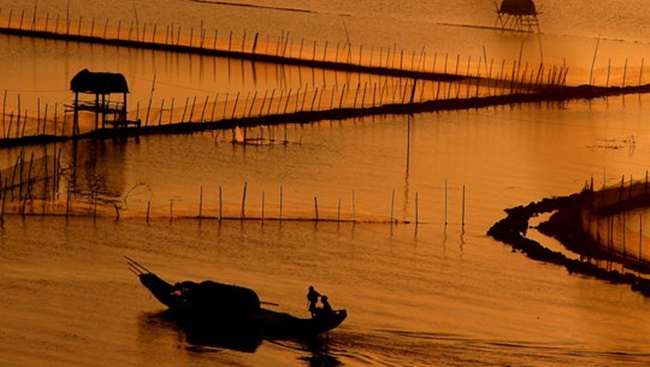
left=306, top=286, right=321, bottom=317
left=320, top=295, right=333, bottom=314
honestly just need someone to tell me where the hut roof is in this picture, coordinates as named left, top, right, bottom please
left=70, top=69, right=129, bottom=94
left=499, top=0, right=537, bottom=16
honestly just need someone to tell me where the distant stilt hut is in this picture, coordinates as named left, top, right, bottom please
left=69, top=69, right=139, bottom=136
left=495, top=0, right=540, bottom=33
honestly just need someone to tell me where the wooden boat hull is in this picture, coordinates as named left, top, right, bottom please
left=130, top=265, right=346, bottom=337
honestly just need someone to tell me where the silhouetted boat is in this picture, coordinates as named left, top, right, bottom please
left=127, top=257, right=347, bottom=337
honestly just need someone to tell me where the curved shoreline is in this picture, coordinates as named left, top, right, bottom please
left=487, top=193, right=650, bottom=297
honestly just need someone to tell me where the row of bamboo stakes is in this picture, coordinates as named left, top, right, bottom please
left=0, top=7, right=561, bottom=78
left=0, top=145, right=468, bottom=228
left=139, top=182, right=467, bottom=232
left=583, top=173, right=650, bottom=264
left=3, top=6, right=647, bottom=87
left=0, top=60, right=565, bottom=140
left=2, top=5, right=649, bottom=145
left=0, top=162, right=469, bottom=231
left=8, top=7, right=650, bottom=144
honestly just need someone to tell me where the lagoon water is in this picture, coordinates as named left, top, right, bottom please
left=0, top=1, right=650, bottom=366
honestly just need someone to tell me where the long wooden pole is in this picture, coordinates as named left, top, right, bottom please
left=462, top=185, right=466, bottom=228
left=444, top=180, right=448, bottom=226
left=390, top=189, right=395, bottom=225
left=241, top=182, right=247, bottom=219
left=219, top=185, right=223, bottom=221
left=199, top=186, right=203, bottom=219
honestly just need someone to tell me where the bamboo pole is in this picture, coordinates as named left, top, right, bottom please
left=241, top=182, right=247, bottom=219
left=283, top=89, right=292, bottom=114
left=337, top=198, right=341, bottom=223
left=310, top=88, right=318, bottom=112
left=279, top=185, right=283, bottom=223
left=444, top=179, right=448, bottom=226
left=589, top=35, right=601, bottom=85
left=222, top=94, right=228, bottom=120
left=294, top=87, right=301, bottom=112
left=199, top=186, right=203, bottom=219
left=180, top=97, right=188, bottom=122
left=390, top=189, right=395, bottom=225
left=219, top=185, right=223, bottom=221
left=352, top=190, right=356, bottom=223
left=158, top=99, right=165, bottom=126
left=248, top=91, right=258, bottom=118
left=415, top=192, right=419, bottom=227
left=462, top=184, right=466, bottom=229
left=258, top=90, right=268, bottom=117
left=231, top=92, right=240, bottom=119
left=266, top=89, right=275, bottom=116
left=261, top=190, right=265, bottom=224
left=189, top=96, right=197, bottom=122
left=200, top=95, right=209, bottom=123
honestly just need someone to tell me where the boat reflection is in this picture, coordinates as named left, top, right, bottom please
left=296, top=336, right=344, bottom=367
left=139, top=310, right=263, bottom=353
left=138, top=310, right=343, bottom=366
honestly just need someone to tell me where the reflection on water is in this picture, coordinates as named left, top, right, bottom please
left=3, top=1, right=650, bottom=366
left=138, top=311, right=263, bottom=354
left=138, top=310, right=343, bottom=366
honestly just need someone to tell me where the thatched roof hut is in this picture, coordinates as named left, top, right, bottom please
left=70, top=68, right=129, bottom=95
left=69, top=69, right=133, bottom=135
left=498, top=0, right=537, bottom=16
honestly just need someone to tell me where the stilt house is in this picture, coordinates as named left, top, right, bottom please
left=495, top=0, right=540, bottom=33
left=70, top=69, right=137, bottom=135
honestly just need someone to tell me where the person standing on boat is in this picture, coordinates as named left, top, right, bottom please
left=307, top=286, right=321, bottom=317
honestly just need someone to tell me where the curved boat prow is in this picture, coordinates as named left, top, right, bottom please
left=126, top=257, right=183, bottom=309
left=321, top=309, right=347, bottom=332
left=138, top=272, right=182, bottom=308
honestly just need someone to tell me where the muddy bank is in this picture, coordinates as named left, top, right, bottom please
left=487, top=193, right=650, bottom=297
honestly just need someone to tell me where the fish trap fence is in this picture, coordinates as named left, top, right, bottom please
left=0, top=149, right=469, bottom=227
left=0, top=72, right=560, bottom=142
left=2, top=7, right=648, bottom=147
left=0, top=180, right=471, bottom=233
left=2, top=7, right=647, bottom=89
left=581, top=174, right=650, bottom=264
left=0, top=7, right=572, bottom=86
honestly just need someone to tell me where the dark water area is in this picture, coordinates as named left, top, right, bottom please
left=1, top=1, right=650, bottom=366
